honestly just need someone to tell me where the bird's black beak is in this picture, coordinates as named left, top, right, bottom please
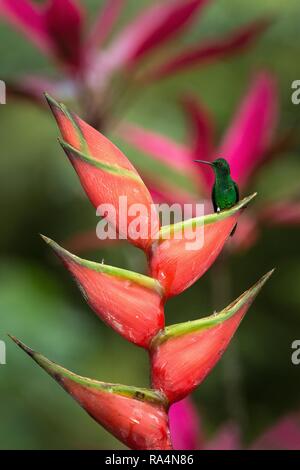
left=194, top=159, right=214, bottom=167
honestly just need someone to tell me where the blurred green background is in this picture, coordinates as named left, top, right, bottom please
left=0, top=0, right=300, bottom=449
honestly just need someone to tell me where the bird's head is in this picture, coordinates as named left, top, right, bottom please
left=194, top=157, right=231, bottom=176
left=212, top=158, right=231, bottom=175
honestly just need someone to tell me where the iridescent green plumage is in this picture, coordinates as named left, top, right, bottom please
left=194, top=158, right=239, bottom=235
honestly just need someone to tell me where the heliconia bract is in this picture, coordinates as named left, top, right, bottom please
left=150, top=270, right=273, bottom=403
left=45, top=94, right=160, bottom=252
left=41, top=235, right=165, bottom=348
left=9, top=336, right=172, bottom=450
left=149, top=194, right=256, bottom=297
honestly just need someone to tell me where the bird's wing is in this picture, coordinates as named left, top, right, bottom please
left=234, top=181, right=240, bottom=203
left=212, top=184, right=218, bottom=212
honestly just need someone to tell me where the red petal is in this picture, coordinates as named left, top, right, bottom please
left=143, top=18, right=271, bottom=81
left=106, top=0, right=209, bottom=68
left=43, top=0, right=84, bottom=71
left=10, top=337, right=172, bottom=450
left=219, top=72, right=278, bottom=187
left=0, top=0, right=51, bottom=53
left=150, top=270, right=273, bottom=403
left=149, top=195, right=255, bottom=297
left=42, top=236, right=165, bottom=348
left=46, top=94, right=159, bottom=251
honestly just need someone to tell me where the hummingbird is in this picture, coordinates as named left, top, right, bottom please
left=194, top=158, right=239, bottom=235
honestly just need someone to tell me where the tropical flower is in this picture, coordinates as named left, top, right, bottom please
left=10, top=95, right=273, bottom=450
left=119, top=72, right=300, bottom=251
left=1, top=0, right=270, bottom=128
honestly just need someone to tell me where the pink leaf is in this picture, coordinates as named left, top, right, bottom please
left=228, top=213, right=259, bottom=252
left=219, top=72, right=278, bottom=188
left=149, top=181, right=199, bottom=208
left=205, top=423, right=241, bottom=450
left=182, top=95, right=215, bottom=191
left=86, top=0, right=124, bottom=50
left=251, top=414, right=300, bottom=450
left=143, top=18, right=271, bottom=81
left=119, top=122, right=192, bottom=174
left=182, top=95, right=214, bottom=161
left=8, top=75, right=76, bottom=104
left=106, top=0, right=209, bottom=68
left=0, top=0, right=51, bottom=53
left=44, top=0, right=84, bottom=71
left=169, top=398, right=202, bottom=450
left=259, top=200, right=300, bottom=226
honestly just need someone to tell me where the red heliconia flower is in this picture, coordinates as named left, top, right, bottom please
left=41, top=235, right=164, bottom=348
left=150, top=270, right=273, bottom=403
left=149, top=194, right=255, bottom=297
left=10, top=336, right=172, bottom=450
left=1, top=0, right=270, bottom=113
left=10, top=96, right=274, bottom=450
left=45, top=94, right=160, bottom=251
left=119, top=72, right=300, bottom=251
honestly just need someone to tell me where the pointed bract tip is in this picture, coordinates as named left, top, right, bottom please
left=247, top=191, right=257, bottom=201
left=151, top=268, right=275, bottom=347
left=224, top=268, right=275, bottom=317
left=39, top=233, right=52, bottom=245
left=236, top=192, right=257, bottom=209
left=44, top=92, right=63, bottom=112
left=41, top=234, right=74, bottom=261
left=8, top=335, right=35, bottom=358
left=255, top=268, right=275, bottom=287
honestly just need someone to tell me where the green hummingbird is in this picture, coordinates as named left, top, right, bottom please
left=194, top=157, right=239, bottom=235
